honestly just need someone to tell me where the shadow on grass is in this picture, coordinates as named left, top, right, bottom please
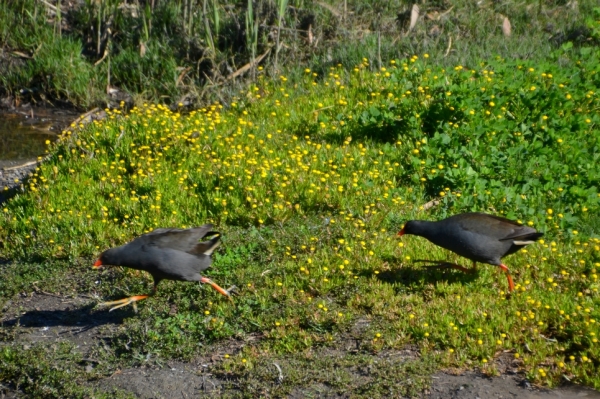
left=2, top=302, right=131, bottom=331
left=360, top=258, right=479, bottom=291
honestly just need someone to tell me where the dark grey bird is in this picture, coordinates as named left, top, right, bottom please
left=93, top=224, right=235, bottom=311
left=398, top=212, right=544, bottom=292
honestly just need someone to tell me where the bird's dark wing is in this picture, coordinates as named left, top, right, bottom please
left=455, top=213, right=543, bottom=244
left=134, top=225, right=219, bottom=255
left=455, top=213, right=529, bottom=239
left=499, top=231, right=544, bottom=242
left=473, top=213, right=523, bottom=227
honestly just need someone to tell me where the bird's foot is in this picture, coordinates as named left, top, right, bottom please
left=225, top=285, right=238, bottom=296
left=98, top=295, right=149, bottom=312
left=200, top=277, right=236, bottom=302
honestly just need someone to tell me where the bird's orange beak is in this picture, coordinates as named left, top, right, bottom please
left=398, top=228, right=405, bottom=237
left=93, top=259, right=103, bottom=269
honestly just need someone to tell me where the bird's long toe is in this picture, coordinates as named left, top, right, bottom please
left=99, top=295, right=149, bottom=312
left=225, top=285, right=238, bottom=296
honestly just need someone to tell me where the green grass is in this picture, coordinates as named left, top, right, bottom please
left=2, top=47, right=599, bottom=256
left=1, top=0, right=598, bottom=108
left=0, top=0, right=100, bottom=107
left=1, top=47, right=600, bottom=396
left=0, top=342, right=132, bottom=398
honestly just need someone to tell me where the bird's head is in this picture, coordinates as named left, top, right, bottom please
left=93, top=249, right=120, bottom=269
left=93, top=253, right=106, bottom=269
left=397, top=220, right=420, bottom=237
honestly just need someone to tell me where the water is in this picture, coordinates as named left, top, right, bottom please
left=0, top=108, right=78, bottom=169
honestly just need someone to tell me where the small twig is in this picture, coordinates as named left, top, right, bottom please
left=315, top=1, right=341, bottom=18
left=311, top=105, right=335, bottom=113
left=115, top=128, right=125, bottom=145
left=202, top=375, right=217, bottom=392
left=421, top=198, right=441, bottom=211
left=38, top=0, right=58, bottom=12
left=272, top=362, right=284, bottom=384
left=32, top=286, right=63, bottom=298
left=226, top=47, right=272, bottom=81
left=439, top=6, right=454, bottom=18
left=2, top=160, right=39, bottom=171
left=444, top=35, right=453, bottom=57
left=94, top=45, right=110, bottom=66
left=176, top=67, right=192, bottom=87
left=539, top=334, right=558, bottom=343
left=11, top=51, right=32, bottom=59
left=109, top=369, right=122, bottom=378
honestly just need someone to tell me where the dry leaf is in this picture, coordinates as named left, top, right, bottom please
left=316, top=1, right=341, bottom=18
left=439, top=6, right=454, bottom=18
left=11, top=51, right=31, bottom=59
left=428, top=25, right=441, bottom=37
left=139, top=42, right=147, bottom=57
left=409, top=4, right=420, bottom=31
left=569, top=1, right=579, bottom=11
left=502, top=17, right=511, bottom=37
left=426, top=11, right=440, bottom=21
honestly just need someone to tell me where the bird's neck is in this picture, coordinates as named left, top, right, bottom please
left=409, top=220, right=440, bottom=239
left=103, top=245, right=134, bottom=267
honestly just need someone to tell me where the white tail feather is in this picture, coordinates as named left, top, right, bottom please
left=203, top=240, right=220, bottom=255
left=513, top=240, right=535, bottom=245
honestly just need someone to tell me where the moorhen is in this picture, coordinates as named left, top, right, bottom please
left=93, top=224, right=236, bottom=311
left=398, top=212, right=543, bottom=292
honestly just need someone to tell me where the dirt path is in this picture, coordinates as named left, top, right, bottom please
left=1, top=292, right=599, bottom=398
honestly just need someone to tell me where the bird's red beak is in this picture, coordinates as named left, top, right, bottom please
left=398, top=228, right=405, bottom=237
left=93, top=259, right=103, bottom=269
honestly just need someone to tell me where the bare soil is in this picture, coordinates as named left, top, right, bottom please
left=2, top=292, right=599, bottom=398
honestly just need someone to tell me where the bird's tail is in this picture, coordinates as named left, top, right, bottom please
left=193, top=232, right=221, bottom=255
left=511, top=232, right=544, bottom=245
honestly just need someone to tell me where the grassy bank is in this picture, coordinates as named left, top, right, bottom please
left=1, top=0, right=598, bottom=109
left=2, top=48, right=599, bottom=258
left=0, top=45, right=599, bottom=397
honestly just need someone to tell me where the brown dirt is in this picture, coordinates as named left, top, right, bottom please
left=1, top=292, right=125, bottom=353
left=2, top=293, right=600, bottom=398
left=428, top=371, right=600, bottom=399
left=98, top=362, right=225, bottom=398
